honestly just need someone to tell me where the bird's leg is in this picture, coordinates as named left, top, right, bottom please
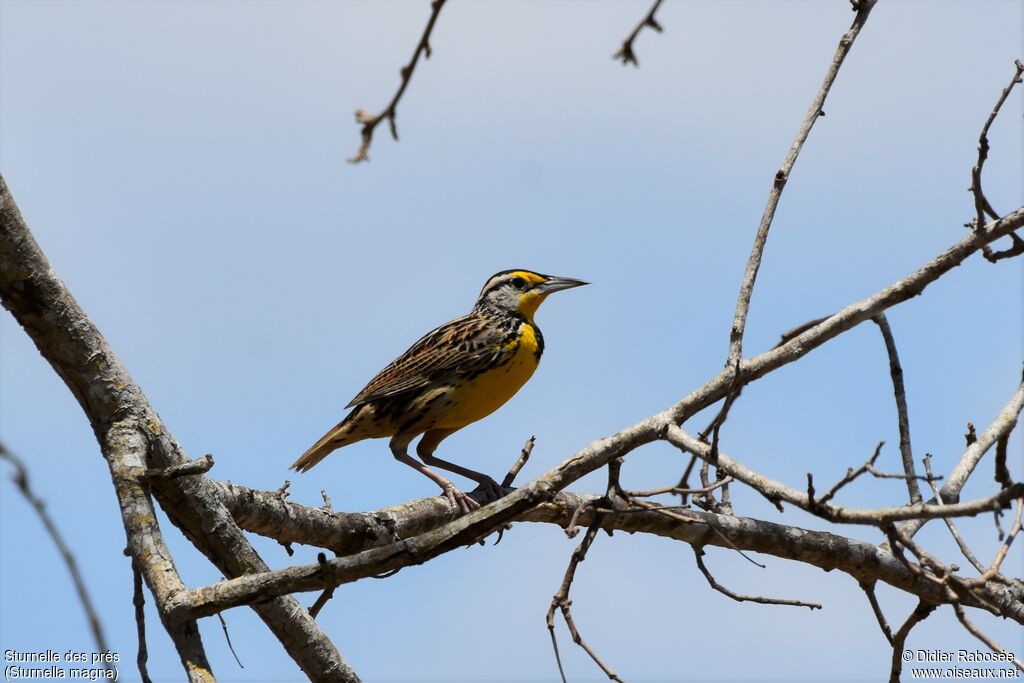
left=417, top=430, right=504, bottom=502
left=390, top=439, right=479, bottom=514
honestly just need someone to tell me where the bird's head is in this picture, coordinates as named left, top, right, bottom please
left=474, top=269, right=588, bottom=320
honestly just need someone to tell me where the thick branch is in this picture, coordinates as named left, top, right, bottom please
left=210, top=483, right=1021, bottom=623
left=0, top=174, right=358, bottom=683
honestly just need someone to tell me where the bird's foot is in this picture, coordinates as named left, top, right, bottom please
left=472, top=476, right=506, bottom=503
left=442, top=483, right=481, bottom=514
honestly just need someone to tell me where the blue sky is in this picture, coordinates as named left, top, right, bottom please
left=1, top=1, right=1022, bottom=681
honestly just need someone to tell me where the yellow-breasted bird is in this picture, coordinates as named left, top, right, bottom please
left=291, top=269, right=587, bottom=512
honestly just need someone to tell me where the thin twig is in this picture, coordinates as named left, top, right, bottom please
left=726, top=0, right=876, bottom=365
left=309, top=586, right=336, bottom=619
left=546, top=515, right=623, bottom=683
left=625, top=476, right=733, bottom=499
left=217, top=613, right=244, bottom=669
left=859, top=580, right=894, bottom=646
left=632, top=500, right=766, bottom=568
left=131, top=558, right=153, bottom=683
left=673, top=454, right=699, bottom=506
left=873, top=314, right=923, bottom=504
left=994, top=432, right=1013, bottom=489
left=0, top=442, right=117, bottom=679
left=692, top=546, right=821, bottom=610
left=667, top=425, right=1019, bottom=526
left=142, top=454, right=214, bottom=480
left=502, top=436, right=536, bottom=487
left=349, top=0, right=447, bottom=163
left=613, top=0, right=665, bottom=67
left=888, top=602, right=936, bottom=683
left=970, top=59, right=1024, bottom=259
left=967, top=499, right=1022, bottom=587
left=813, top=442, right=934, bottom=508
left=922, top=454, right=985, bottom=574
left=953, top=603, right=1024, bottom=672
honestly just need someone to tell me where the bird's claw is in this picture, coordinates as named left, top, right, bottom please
left=472, top=476, right=505, bottom=503
left=443, top=484, right=481, bottom=514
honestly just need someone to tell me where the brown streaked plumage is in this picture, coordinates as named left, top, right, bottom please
left=291, top=269, right=587, bottom=512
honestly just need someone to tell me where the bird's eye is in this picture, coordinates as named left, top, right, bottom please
left=511, top=277, right=527, bottom=289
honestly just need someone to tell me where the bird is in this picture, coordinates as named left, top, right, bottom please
left=291, top=269, right=587, bottom=513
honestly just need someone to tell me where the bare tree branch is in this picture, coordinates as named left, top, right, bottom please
left=953, top=603, right=1024, bottom=672
left=969, top=59, right=1024, bottom=243
left=921, top=454, right=986, bottom=574
left=612, top=0, right=664, bottom=67
left=131, top=558, right=153, bottom=683
left=203, top=481, right=1022, bottom=622
left=859, top=580, right=894, bottom=646
left=546, top=514, right=622, bottom=683
left=0, top=174, right=358, bottom=683
left=727, top=0, right=876, bottom=366
left=901, top=378, right=1024, bottom=538
left=888, top=602, right=936, bottom=683
left=348, top=0, right=447, bottom=163
left=502, top=436, right=535, bottom=487
left=873, top=314, right=923, bottom=504
left=692, top=545, right=821, bottom=610
left=668, top=424, right=1022, bottom=525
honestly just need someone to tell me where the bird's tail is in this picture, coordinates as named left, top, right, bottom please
left=291, top=409, right=365, bottom=473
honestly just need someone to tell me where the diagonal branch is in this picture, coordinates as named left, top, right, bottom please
left=859, top=580, right=894, bottom=646
left=953, top=603, right=1024, bottom=672
left=0, top=174, right=358, bottom=683
left=612, top=0, right=665, bottom=67
left=348, top=0, right=447, bottom=163
left=727, top=0, right=876, bottom=365
left=900, top=377, right=1024, bottom=539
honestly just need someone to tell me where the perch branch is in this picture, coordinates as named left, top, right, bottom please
left=203, top=482, right=1022, bottom=622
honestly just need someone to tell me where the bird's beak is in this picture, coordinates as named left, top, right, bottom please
left=535, top=276, right=589, bottom=294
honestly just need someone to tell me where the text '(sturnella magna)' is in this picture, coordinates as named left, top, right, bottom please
left=292, top=269, right=588, bottom=512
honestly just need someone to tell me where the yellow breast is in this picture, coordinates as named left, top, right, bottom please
left=432, top=322, right=540, bottom=429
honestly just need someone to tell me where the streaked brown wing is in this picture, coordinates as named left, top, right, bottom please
left=344, top=314, right=506, bottom=408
